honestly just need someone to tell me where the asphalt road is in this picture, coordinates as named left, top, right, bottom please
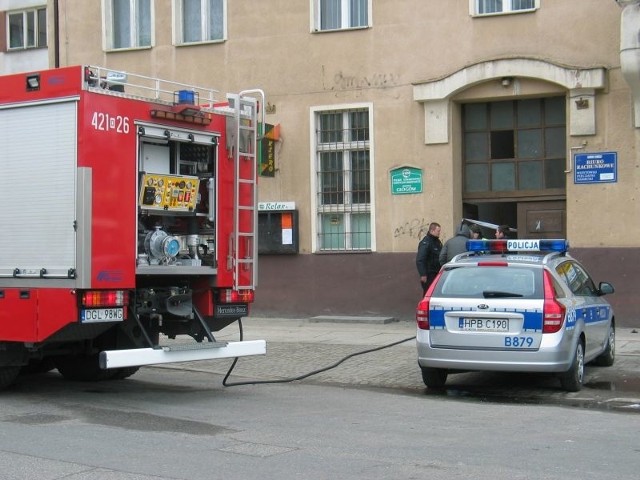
left=1, top=366, right=639, bottom=480
left=1, top=317, right=638, bottom=479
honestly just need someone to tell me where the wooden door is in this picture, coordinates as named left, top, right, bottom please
left=517, top=201, right=566, bottom=239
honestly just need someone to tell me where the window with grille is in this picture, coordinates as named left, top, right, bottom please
left=313, top=0, right=370, bottom=32
left=314, top=108, right=372, bottom=251
left=7, top=7, right=47, bottom=50
left=473, top=0, right=538, bottom=16
left=174, top=0, right=225, bottom=45
left=462, top=97, right=566, bottom=196
left=104, top=0, right=152, bottom=50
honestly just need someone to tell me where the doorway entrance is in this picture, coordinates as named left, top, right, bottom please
left=463, top=200, right=566, bottom=239
left=461, top=96, right=567, bottom=240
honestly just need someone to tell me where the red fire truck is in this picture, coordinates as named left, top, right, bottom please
left=0, top=65, right=265, bottom=389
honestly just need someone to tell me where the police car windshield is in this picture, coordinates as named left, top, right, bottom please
left=434, top=266, right=541, bottom=299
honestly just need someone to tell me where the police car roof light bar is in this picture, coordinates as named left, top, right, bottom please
left=466, top=239, right=569, bottom=254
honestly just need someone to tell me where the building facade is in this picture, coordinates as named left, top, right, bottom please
left=46, top=0, right=639, bottom=325
left=0, top=0, right=48, bottom=73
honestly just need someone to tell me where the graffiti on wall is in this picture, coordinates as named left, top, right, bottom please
left=329, top=71, right=400, bottom=91
left=394, top=218, right=430, bottom=239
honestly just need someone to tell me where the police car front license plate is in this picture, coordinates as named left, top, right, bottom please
left=459, top=318, right=509, bottom=332
left=81, top=308, right=124, bottom=323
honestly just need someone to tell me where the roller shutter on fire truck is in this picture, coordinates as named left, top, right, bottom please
left=0, top=101, right=78, bottom=279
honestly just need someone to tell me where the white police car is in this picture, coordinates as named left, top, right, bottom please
left=416, top=239, right=615, bottom=392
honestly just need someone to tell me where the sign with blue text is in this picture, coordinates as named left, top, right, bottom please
left=390, top=166, right=423, bottom=195
left=574, top=152, right=617, bottom=184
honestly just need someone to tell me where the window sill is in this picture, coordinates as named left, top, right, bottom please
left=6, top=45, right=48, bottom=52
left=105, top=45, right=153, bottom=53
left=471, top=8, right=537, bottom=18
left=312, top=25, right=370, bottom=34
left=175, top=39, right=226, bottom=47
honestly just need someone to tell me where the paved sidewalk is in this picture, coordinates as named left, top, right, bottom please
left=232, top=316, right=640, bottom=353
left=157, top=317, right=640, bottom=402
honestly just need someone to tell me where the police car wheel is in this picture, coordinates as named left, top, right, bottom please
left=593, top=324, right=615, bottom=367
left=421, top=367, right=448, bottom=389
left=560, top=340, right=584, bottom=392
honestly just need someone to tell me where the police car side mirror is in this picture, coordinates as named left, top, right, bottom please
left=598, top=282, right=615, bottom=296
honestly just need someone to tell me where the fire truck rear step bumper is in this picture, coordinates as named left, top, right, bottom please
left=99, top=340, right=266, bottom=369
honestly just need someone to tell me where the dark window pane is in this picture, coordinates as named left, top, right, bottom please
left=545, top=127, right=565, bottom=157
left=491, top=130, right=514, bottom=159
left=545, top=158, right=566, bottom=189
left=517, top=129, right=542, bottom=159
left=37, top=9, right=47, bottom=47
left=320, top=152, right=343, bottom=204
left=320, top=214, right=345, bottom=249
left=319, top=113, right=342, bottom=143
left=545, top=97, right=566, bottom=125
left=208, top=0, right=224, bottom=40
left=183, top=0, right=202, bottom=42
left=321, top=0, right=341, bottom=30
left=138, top=0, right=152, bottom=46
left=26, top=11, right=36, bottom=47
left=9, top=13, right=23, bottom=48
left=113, top=0, right=131, bottom=48
left=465, top=132, right=488, bottom=162
left=464, top=103, right=487, bottom=130
left=517, top=99, right=541, bottom=127
left=351, top=150, right=370, bottom=204
left=490, top=101, right=514, bottom=129
left=519, top=161, right=543, bottom=190
left=350, top=0, right=367, bottom=27
left=478, top=0, right=502, bottom=14
left=351, top=213, right=371, bottom=249
left=350, top=111, right=369, bottom=142
left=513, top=0, right=535, bottom=10
left=465, top=164, right=489, bottom=192
left=492, top=162, right=516, bottom=191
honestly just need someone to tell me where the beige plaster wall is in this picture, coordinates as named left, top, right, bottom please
left=48, top=0, right=638, bottom=251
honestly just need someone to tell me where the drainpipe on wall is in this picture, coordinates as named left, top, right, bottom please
left=619, top=0, right=640, bottom=127
left=53, top=0, right=60, bottom=68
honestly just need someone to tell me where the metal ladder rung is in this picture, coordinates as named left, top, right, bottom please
left=231, top=91, right=262, bottom=292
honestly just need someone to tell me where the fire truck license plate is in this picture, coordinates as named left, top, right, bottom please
left=81, top=308, right=124, bottom=323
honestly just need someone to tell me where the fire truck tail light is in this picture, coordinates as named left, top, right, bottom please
left=82, top=290, right=129, bottom=307
left=219, top=289, right=255, bottom=303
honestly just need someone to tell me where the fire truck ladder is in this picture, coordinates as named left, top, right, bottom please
left=229, top=91, right=264, bottom=291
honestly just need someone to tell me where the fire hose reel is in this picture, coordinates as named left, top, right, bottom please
left=145, top=227, right=180, bottom=264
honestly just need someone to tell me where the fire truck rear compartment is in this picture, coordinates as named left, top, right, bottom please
left=0, top=65, right=265, bottom=390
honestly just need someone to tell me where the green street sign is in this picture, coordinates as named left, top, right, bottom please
left=390, top=166, right=423, bottom=195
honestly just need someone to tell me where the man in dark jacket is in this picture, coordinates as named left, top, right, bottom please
left=416, top=222, right=442, bottom=295
left=439, top=223, right=471, bottom=265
